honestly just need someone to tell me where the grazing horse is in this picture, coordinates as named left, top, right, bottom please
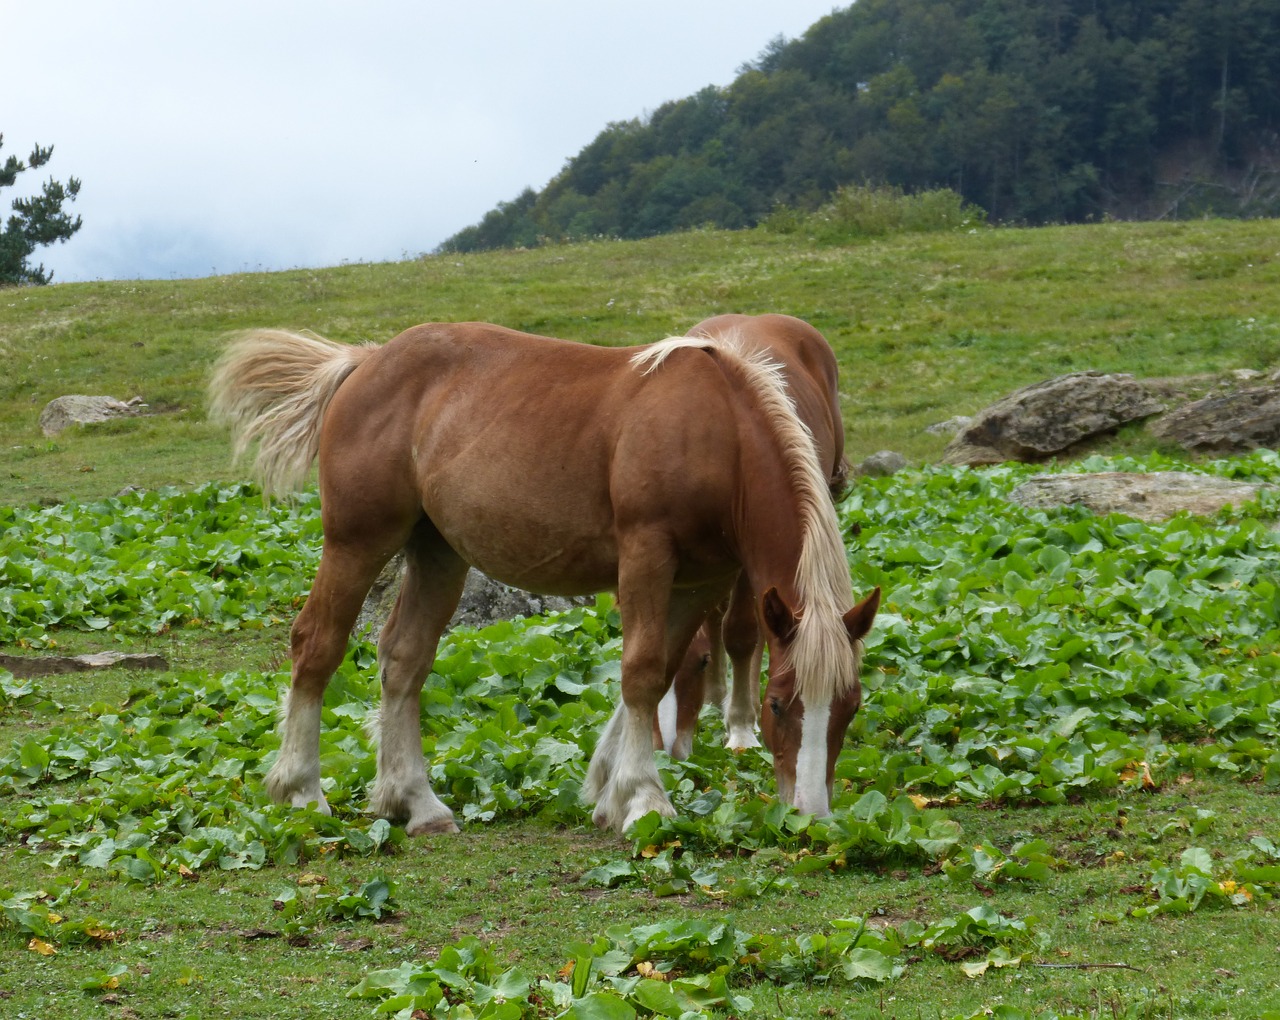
left=654, top=314, right=851, bottom=759
left=208, top=320, right=879, bottom=834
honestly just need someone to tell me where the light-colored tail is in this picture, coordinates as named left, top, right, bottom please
left=208, top=329, right=377, bottom=495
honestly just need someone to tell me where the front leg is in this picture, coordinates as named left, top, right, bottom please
left=722, top=573, right=763, bottom=750
left=586, top=700, right=676, bottom=832
left=585, top=556, right=727, bottom=832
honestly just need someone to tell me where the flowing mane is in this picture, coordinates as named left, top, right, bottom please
left=632, top=335, right=860, bottom=702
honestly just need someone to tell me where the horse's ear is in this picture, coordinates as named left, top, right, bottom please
left=761, top=587, right=798, bottom=644
left=843, top=587, right=881, bottom=642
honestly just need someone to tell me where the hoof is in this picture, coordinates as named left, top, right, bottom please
left=726, top=729, right=761, bottom=752
left=289, top=792, right=332, bottom=815
left=622, top=800, right=675, bottom=834
left=407, top=814, right=460, bottom=836
left=593, top=785, right=677, bottom=834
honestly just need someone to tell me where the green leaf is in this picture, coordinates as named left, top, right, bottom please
left=79, top=839, right=117, bottom=870
left=839, top=948, right=902, bottom=983
left=1180, top=847, right=1214, bottom=876
left=1134, top=569, right=1176, bottom=611
left=561, top=991, right=638, bottom=1020
left=581, top=861, right=637, bottom=888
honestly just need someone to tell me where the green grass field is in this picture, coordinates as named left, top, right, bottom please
left=1, top=220, right=1279, bottom=1020
left=3, top=218, right=1278, bottom=505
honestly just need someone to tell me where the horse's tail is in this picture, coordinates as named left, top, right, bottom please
left=208, top=329, right=378, bottom=495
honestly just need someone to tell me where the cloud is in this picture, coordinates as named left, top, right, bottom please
left=3, top=1, right=842, bottom=282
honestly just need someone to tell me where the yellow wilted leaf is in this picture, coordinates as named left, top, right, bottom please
left=557, top=961, right=576, bottom=981
left=908, top=794, right=931, bottom=810
left=1120, top=761, right=1156, bottom=789
left=28, top=938, right=57, bottom=956
left=297, top=873, right=327, bottom=886
left=635, top=961, right=668, bottom=981
left=46, top=912, right=63, bottom=925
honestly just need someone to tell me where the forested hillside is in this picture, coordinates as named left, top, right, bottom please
left=443, top=0, right=1280, bottom=252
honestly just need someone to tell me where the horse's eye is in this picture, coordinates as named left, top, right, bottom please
left=698, top=653, right=711, bottom=672
left=768, top=697, right=783, bottom=719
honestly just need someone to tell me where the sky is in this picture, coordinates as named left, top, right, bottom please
left=3, top=1, right=842, bottom=284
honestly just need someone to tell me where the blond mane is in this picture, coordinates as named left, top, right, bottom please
left=632, top=334, right=860, bottom=701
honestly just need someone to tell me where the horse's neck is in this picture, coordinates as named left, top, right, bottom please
left=732, top=471, right=807, bottom=607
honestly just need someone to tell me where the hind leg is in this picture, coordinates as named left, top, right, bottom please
left=700, top=600, right=728, bottom=711
left=655, top=623, right=712, bottom=760
left=722, top=573, right=763, bottom=750
left=266, top=540, right=392, bottom=814
left=368, top=524, right=468, bottom=835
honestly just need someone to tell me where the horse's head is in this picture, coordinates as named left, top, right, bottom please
left=758, top=585, right=880, bottom=817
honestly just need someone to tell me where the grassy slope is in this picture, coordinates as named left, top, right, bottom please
left=2, top=219, right=1278, bottom=506
left=2, top=220, right=1280, bottom=1019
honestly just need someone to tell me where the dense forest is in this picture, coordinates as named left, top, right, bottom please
left=442, top=0, right=1280, bottom=253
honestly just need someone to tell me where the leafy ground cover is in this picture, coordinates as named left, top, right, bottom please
left=2, top=453, right=1279, bottom=1019
left=0, top=483, right=319, bottom=646
left=3, top=218, right=1280, bottom=1016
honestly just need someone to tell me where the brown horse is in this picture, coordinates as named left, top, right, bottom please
left=209, top=318, right=878, bottom=835
left=654, top=313, right=851, bottom=759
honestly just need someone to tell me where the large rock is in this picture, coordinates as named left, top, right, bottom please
left=1009, top=472, right=1274, bottom=523
left=39, top=395, right=146, bottom=436
left=942, top=372, right=1165, bottom=466
left=354, top=558, right=589, bottom=637
left=1147, top=384, right=1280, bottom=454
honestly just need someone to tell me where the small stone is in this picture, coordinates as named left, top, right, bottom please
left=39, top=395, right=147, bottom=436
left=858, top=450, right=908, bottom=477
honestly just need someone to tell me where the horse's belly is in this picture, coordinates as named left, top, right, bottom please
left=424, top=495, right=619, bottom=596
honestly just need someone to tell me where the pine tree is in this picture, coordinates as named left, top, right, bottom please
left=0, top=136, right=82, bottom=286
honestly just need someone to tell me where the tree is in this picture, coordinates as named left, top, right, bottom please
left=0, top=136, right=82, bottom=286
left=439, top=0, right=1280, bottom=252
